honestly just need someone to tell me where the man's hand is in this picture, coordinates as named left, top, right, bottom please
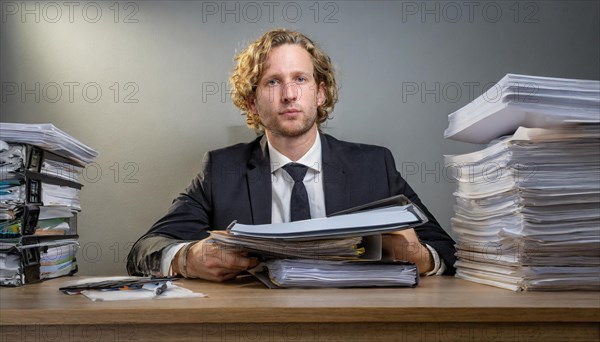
left=172, top=238, right=258, bottom=282
left=381, top=228, right=433, bottom=275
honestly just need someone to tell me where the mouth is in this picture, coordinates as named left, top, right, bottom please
left=280, top=109, right=301, bottom=115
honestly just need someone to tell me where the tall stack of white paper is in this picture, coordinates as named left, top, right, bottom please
left=445, top=74, right=600, bottom=291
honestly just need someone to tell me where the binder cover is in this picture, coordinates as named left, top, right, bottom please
left=228, top=195, right=428, bottom=241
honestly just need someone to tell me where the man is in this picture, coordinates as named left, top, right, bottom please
left=127, top=29, right=456, bottom=281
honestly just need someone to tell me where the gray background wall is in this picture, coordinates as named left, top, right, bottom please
left=1, top=0, right=598, bottom=275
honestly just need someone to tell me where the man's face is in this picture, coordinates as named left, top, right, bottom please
left=250, top=44, right=325, bottom=139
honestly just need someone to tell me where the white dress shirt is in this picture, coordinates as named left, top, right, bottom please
left=267, top=134, right=326, bottom=223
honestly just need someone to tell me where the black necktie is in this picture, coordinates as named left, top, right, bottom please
left=282, top=163, right=311, bottom=222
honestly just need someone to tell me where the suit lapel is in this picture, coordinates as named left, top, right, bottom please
left=247, top=136, right=272, bottom=224
left=321, top=133, right=348, bottom=215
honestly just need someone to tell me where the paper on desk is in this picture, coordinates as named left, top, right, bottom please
left=62, top=276, right=207, bottom=301
left=80, top=283, right=206, bottom=302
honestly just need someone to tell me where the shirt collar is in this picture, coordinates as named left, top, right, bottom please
left=267, top=133, right=322, bottom=174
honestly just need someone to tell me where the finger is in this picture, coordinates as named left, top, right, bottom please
left=198, top=245, right=253, bottom=270
left=188, top=256, right=242, bottom=281
left=205, top=270, right=241, bottom=282
left=197, top=243, right=243, bottom=264
left=212, top=265, right=248, bottom=281
left=187, top=241, right=258, bottom=279
left=220, top=252, right=258, bottom=270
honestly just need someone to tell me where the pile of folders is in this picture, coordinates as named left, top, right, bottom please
left=0, top=123, right=97, bottom=286
left=211, top=196, right=426, bottom=288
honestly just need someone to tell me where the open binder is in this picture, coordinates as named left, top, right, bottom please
left=210, top=195, right=427, bottom=261
left=227, top=195, right=427, bottom=240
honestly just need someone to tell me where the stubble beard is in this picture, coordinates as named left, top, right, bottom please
left=264, top=111, right=318, bottom=138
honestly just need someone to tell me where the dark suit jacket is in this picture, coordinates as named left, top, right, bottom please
left=126, top=133, right=456, bottom=276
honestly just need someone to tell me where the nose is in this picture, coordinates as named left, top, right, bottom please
left=282, top=82, right=300, bottom=102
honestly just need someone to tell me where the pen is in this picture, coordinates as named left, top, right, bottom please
left=153, top=282, right=168, bottom=297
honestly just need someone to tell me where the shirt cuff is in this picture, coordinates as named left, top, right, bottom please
left=424, top=244, right=446, bottom=276
left=160, top=243, right=188, bottom=276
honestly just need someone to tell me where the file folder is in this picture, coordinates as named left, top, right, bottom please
left=227, top=195, right=427, bottom=240
left=23, top=143, right=85, bottom=172
left=210, top=195, right=427, bottom=288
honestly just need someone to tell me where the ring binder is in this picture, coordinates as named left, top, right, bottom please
left=1, top=125, right=97, bottom=286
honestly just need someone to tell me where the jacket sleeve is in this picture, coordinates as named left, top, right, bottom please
left=126, top=152, right=214, bottom=276
left=383, top=148, right=457, bottom=275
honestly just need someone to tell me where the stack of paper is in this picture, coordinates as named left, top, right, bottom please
left=210, top=231, right=367, bottom=260
left=444, top=74, right=600, bottom=144
left=210, top=196, right=426, bottom=288
left=35, top=207, right=77, bottom=236
left=0, top=123, right=97, bottom=286
left=251, top=259, right=418, bottom=288
left=0, top=141, right=84, bottom=181
left=40, top=242, right=78, bottom=279
left=0, top=123, right=97, bottom=164
left=445, top=74, right=600, bottom=291
left=0, top=252, right=21, bottom=286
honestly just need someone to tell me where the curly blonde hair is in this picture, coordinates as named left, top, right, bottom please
left=230, top=29, right=338, bottom=131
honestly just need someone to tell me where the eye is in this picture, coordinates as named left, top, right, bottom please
left=266, top=79, right=279, bottom=87
left=296, top=76, right=307, bottom=83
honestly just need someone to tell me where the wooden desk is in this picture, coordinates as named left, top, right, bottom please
left=1, top=276, right=598, bottom=341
